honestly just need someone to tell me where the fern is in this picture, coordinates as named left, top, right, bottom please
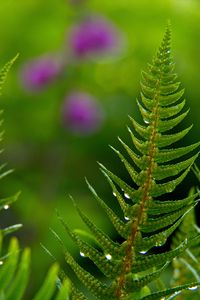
left=53, top=25, right=200, bottom=300
left=0, top=59, right=71, bottom=300
left=171, top=207, right=200, bottom=300
left=169, top=167, right=200, bottom=300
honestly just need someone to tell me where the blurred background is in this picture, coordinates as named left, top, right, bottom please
left=0, top=0, right=200, bottom=297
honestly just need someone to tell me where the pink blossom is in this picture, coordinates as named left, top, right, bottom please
left=62, top=91, right=104, bottom=134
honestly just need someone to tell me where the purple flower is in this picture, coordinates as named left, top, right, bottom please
left=20, top=55, right=62, bottom=92
left=69, top=16, right=120, bottom=58
left=62, top=91, right=104, bottom=134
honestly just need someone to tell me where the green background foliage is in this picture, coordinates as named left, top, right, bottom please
left=0, top=0, right=199, bottom=297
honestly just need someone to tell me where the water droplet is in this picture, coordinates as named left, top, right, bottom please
left=105, top=254, right=112, bottom=260
left=124, top=216, right=130, bottom=221
left=139, top=250, right=148, bottom=255
left=144, top=119, right=150, bottom=124
left=188, top=286, right=198, bottom=291
left=4, top=205, right=9, bottom=210
left=0, top=261, right=3, bottom=265
left=113, top=192, right=117, bottom=197
left=80, top=252, right=85, bottom=257
left=124, top=193, right=130, bottom=199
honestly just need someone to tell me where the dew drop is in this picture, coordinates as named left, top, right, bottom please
left=4, top=205, right=9, bottom=210
left=188, top=286, right=198, bottom=291
left=80, top=252, right=85, bottom=257
left=113, top=192, right=117, bottom=197
left=139, top=250, right=148, bottom=255
left=144, top=119, right=150, bottom=124
left=124, top=216, right=130, bottom=221
left=105, top=254, right=112, bottom=260
left=124, top=193, right=130, bottom=199
left=0, top=261, right=3, bottom=265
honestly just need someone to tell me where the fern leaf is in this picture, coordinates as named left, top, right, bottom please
left=72, top=199, right=121, bottom=257
left=141, top=281, right=200, bottom=300
left=0, top=54, right=19, bottom=94
left=55, top=279, right=71, bottom=300
left=125, top=262, right=169, bottom=292
left=64, top=250, right=114, bottom=300
left=148, top=192, right=198, bottom=215
left=33, top=263, right=60, bottom=300
left=53, top=25, right=200, bottom=299
left=152, top=152, right=198, bottom=180
left=5, top=247, right=30, bottom=300
left=0, top=237, right=20, bottom=290
left=57, top=214, right=122, bottom=278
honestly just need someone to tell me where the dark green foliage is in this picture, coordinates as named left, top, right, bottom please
left=169, top=167, right=200, bottom=299
left=54, top=26, right=200, bottom=299
left=171, top=208, right=200, bottom=300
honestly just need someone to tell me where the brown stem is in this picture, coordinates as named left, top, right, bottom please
left=115, top=87, right=161, bottom=299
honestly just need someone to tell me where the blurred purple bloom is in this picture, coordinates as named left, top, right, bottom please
left=69, top=16, right=120, bottom=58
left=62, top=91, right=104, bottom=134
left=21, top=55, right=62, bottom=92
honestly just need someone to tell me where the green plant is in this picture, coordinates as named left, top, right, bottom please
left=52, top=25, right=200, bottom=300
left=0, top=59, right=70, bottom=300
left=169, top=167, right=200, bottom=300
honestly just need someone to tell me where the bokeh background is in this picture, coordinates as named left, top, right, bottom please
left=0, top=0, right=200, bottom=297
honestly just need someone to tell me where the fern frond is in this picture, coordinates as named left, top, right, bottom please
left=54, top=25, right=200, bottom=299
left=0, top=54, right=19, bottom=94
left=170, top=205, right=200, bottom=298
left=0, top=58, right=70, bottom=300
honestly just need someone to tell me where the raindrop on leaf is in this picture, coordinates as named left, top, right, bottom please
left=105, top=254, right=112, bottom=260
left=139, top=250, right=148, bottom=255
left=188, top=286, right=198, bottom=291
left=124, top=193, right=130, bottom=199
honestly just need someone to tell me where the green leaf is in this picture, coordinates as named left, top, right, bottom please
left=155, top=142, right=200, bottom=163
left=72, top=199, right=121, bottom=257
left=141, top=281, right=200, bottom=300
left=0, top=237, right=20, bottom=291
left=148, top=193, right=198, bottom=215
left=33, top=263, right=59, bottom=300
left=86, top=179, right=129, bottom=238
left=125, top=263, right=169, bottom=292
left=151, top=166, right=192, bottom=197
left=6, top=248, right=30, bottom=300
left=158, top=109, right=189, bottom=132
left=64, top=250, right=114, bottom=300
left=55, top=278, right=71, bottom=300
left=0, top=54, right=19, bottom=94
left=0, top=192, right=20, bottom=211
left=155, top=125, right=193, bottom=148
left=152, top=152, right=198, bottom=180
